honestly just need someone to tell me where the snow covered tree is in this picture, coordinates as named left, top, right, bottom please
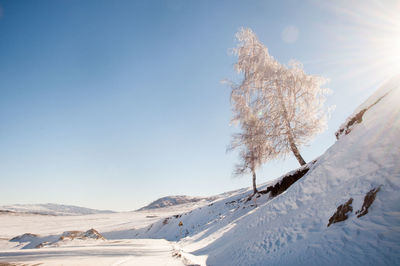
left=228, top=92, right=275, bottom=194
left=230, top=28, right=328, bottom=170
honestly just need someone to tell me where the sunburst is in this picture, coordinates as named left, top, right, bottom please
left=315, top=0, right=400, bottom=86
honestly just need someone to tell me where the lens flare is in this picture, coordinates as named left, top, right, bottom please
left=314, top=0, right=400, bottom=86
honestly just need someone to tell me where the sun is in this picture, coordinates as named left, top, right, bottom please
left=319, top=0, right=400, bottom=85
left=368, top=16, right=400, bottom=79
left=388, top=35, right=400, bottom=73
left=352, top=0, right=400, bottom=81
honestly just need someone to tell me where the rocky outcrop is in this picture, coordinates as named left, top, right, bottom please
left=356, top=187, right=380, bottom=218
left=335, top=109, right=367, bottom=139
left=10, top=229, right=105, bottom=249
left=59, top=229, right=105, bottom=241
left=335, top=92, right=390, bottom=140
left=328, top=198, right=353, bottom=227
left=259, top=160, right=316, bottom=198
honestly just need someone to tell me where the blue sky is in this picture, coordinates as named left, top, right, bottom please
left=0, top=0, right=397, bottom=211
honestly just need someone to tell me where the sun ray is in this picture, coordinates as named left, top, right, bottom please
left=312, top=0, right=400, bottom=86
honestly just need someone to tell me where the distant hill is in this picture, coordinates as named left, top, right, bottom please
left=137, top=195, right=217, bottom=211
left=0, top=203, right=115, bottom=216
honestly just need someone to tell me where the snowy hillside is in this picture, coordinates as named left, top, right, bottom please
left=138, top=196, right=218, bottom=211
left=131, top=77, right=400, bottom=265
left=0, top=203, right=115, bottom=216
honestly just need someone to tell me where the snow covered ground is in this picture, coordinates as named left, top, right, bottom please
left=1, top=238, right=184, bottom=266
left=1, top=77, right=400, bottom=265
left=0, top=201, right=210, bottom=265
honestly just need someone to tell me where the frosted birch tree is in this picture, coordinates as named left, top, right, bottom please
left=228, top=88, right=275, bottom=194
left=230, top=27, right=328, bottom=178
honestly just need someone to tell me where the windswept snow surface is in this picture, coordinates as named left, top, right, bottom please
left=135, top=77, right=400, bottom=265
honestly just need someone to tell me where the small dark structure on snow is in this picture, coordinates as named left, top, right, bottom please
left=328, top=198, right=353, bottom=227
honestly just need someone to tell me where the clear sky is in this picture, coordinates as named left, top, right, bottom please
left=1, top=0, right=399, bottom=211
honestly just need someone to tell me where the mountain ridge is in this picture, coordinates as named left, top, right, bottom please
left=0, top=203, right=115, bottom=216
left=137, top=195, right=218, bottom=211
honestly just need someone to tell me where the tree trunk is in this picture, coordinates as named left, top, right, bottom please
left=252, top=170, right=258, bottom=194
left=282, top=112, right=307, bottom=166
left=275, top=80, right=307, bottom=166
left=288, top=137, right=306, bottom=166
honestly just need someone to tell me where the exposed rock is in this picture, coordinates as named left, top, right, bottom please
left=335, top=109, right=367, bottom=139
left=259, top=160, right=316, bottom=198
left=335, top=91, right=390, bottom=140
left=163, top=217, right=171, bottom=225
left=0, top=210, right=15, bottom=214
left=59, top=229, right=105, bottom=241
left=59, top=231, right=81, bottom=241
left=35, top=241, right=50, bottom=248
left=10, top=229, right=105, bottom=249
left=0, top=262, right=18, bottom=266
left=84, top=229, right=105, bottom=240
left=356, top=187, right=381, bottom=218
left=225, top=200, right=237, bottom=205
left=328, top=198, right=353, bottom=227
left=9, top=233, right=38, bottom=242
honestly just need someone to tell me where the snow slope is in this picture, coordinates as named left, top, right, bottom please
left=134, top=76, right=400, bottom=265
left=0, top=203, right=115, bottom=216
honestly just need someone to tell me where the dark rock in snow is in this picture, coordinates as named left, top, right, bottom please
left=59, top=229, right=105, bottom=241
left=328, top=198, right=353, bottom=227
left=335, top=91, right=390, bottom=140
left=335, top=109, right=367, bottom=139
left=356, top=186, right=381, bottom=218
left=259, top=160, right=316, bottom=198
left=84, top=229, right=105, bottom=240
left=35, top=241, right=50, bottom=248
